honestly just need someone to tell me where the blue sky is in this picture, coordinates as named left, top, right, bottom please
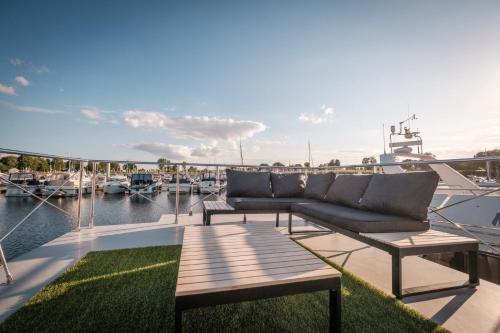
left=1, top=0, right=499, bottom=165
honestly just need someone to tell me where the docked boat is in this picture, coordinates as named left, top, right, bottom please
left=0, top=172, right=8, bottom=193
left=5, top=173, right=43, bottom=197
left=103, top=175, right=130, bottom=194
left=42, top=172, right=91, bottom=197
left=95, top=174, right=107, bottom=191
left=198, top=172, right=221, bottom=194
left=128, top=173, right=160, bottom=196
left=168, top=174, right=192, bottom=194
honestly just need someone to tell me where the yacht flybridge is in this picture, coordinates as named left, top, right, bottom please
left=380, top=115, right=500, bottom=253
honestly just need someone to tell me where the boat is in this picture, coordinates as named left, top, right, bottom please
left=0, top=172, right=8, bottom=193
left=42, top=172, right=91, bottom=197
left=168, top=174, right=192, bottom=194
left=198, top=172, right=221, bottom=194
left=103, top=175, right=130, bottom=194
left=128, top=173, right=160, bottom=196
left=4, top=172, right=43, bottom=197
left=95, top=174, right=107, bottom=191
left=379, top=115, right=500, bottom=254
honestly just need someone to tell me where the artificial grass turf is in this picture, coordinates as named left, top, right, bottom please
left=0, top=245, right=448, bottom=333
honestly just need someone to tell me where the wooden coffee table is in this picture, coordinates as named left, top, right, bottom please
left=175, top=224, right=342, bottom=332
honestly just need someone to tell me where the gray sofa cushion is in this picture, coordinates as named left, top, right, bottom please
left=359, top=171, right=440, bottom=221
left=325, top=174, right=372, bottom=208
left=292, top=202, right=429, bottom=233
left=303, top=172, right=336, bottom=200
left=227, top=197, right=318, bottom=211
left=225, top=169, right=272, bottom=198
left=271, top=173, right=306, bottom=197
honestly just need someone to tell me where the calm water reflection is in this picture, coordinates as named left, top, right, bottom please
left=0, top=191, right=214, bottom=260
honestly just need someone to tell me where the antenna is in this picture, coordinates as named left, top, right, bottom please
left=239, top=138, right=244, bottom=165
left=382, top=124, right=386, bottom=154
left=308, top=140, right=312, bottom=167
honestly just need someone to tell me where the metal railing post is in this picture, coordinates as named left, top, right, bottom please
left=175, top=167, right=180, bottom=224
left=90, top=161, right=96, bottom=228
left=0, top=243, right=13, bottom=284
left=76, top=161, right=84, bottom=231
left=486, top=161, right=491, bottom=181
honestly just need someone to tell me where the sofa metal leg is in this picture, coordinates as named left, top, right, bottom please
left=392, top=254, right=402, bottom=299
left=329, top=288, right=341, bottom=333
left=243, top=214, right=247, bottom=224
left=468, top=250, right=479, bottom=285
left=288, top=212, right=292, bottom=234
left=276, top=213, right=279, bottom=227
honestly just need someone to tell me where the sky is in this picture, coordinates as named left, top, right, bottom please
left=0, top=0, right=499, bottom=166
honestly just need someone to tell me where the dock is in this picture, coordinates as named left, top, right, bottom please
left=0, top=214, right=499, bottom=332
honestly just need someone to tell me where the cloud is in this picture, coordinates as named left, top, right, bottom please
left=33, top=65, right=49, bottom=74
left=0, top=83, right=17, bottom=96
left=122, top=111, right=266, bottom=141
left=81, top=109, right=104, bottom=121
left=191, top=144, right=221, bottom=157
left=15, top=76, right=30, bottom=87
left=7, top=103, right=64, bottom=114
left=298, top=105, right=335, bottom=124
left=127, top=142, right=222, bottom=160
left=10, top=58, right=23, bottom=66
left=253, top=138, right=286, bottom=145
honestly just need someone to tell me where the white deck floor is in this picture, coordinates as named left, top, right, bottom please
left=0, top=213, right=499, bottom=332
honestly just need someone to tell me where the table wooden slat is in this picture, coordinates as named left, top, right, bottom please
left=176, top=225, right=340, bottom=297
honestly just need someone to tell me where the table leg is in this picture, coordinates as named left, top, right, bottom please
left=468, top=250, right=479, bottom=285
left=330, top=288, right=341, bottom=333
left=392, top=254, right=402, bottom=299
left=175, top=307, right=182, bottom=332
left=288, top=212, right=292, bottom=234
left=202, top=210, right=206, bottom=226
left=206, top=213, right=211, bottom=226
left=276, top=213, right=280, bottom=227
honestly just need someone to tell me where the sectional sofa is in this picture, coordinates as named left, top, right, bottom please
left=222, top=169, right=480, bottom=299
left=225, top=169, right=439, bottom=234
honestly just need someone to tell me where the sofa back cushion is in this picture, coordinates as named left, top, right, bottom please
left=225, top=169, right=272, bottom=197
left=271, top=173, right=306, bottom=197
left=303, top=172, right=336, bottom=200
left=359, top=171, right=440, bottom=221
left=325, top=174, right=372, bottom=208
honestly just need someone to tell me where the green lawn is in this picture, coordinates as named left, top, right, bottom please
left=0, top=245, right=448, bottom=333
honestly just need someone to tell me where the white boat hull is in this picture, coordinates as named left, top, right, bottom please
left=168, top=183, right=191, bottom=194
left=128, top=182, right=160, bottom=196
left=5, top=185, right=41, bottom=197
left=42, top=185, right=90, bottom=197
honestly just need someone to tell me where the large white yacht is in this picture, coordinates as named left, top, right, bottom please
left=128, top=173, right=160, bottom=196
left=103, top=175, right=130, bottom=194
left=379, top=115, right=500, bottom=253
left=42, top=172, right=91, bottom=197
left=198, top=172, right=221, bottom=194
left=5, top=173, right=43, bottom=197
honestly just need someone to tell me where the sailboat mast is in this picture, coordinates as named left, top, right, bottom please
left=239, top=138, right=244, bottom=165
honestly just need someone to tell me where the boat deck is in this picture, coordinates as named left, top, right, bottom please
left=0, top=213, right=499, bottom=332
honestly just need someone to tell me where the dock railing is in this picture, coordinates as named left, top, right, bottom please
left=0, top=147, right=499, bottom=283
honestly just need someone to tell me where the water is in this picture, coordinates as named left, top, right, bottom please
left=0, top=190, right=212, bottom=260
